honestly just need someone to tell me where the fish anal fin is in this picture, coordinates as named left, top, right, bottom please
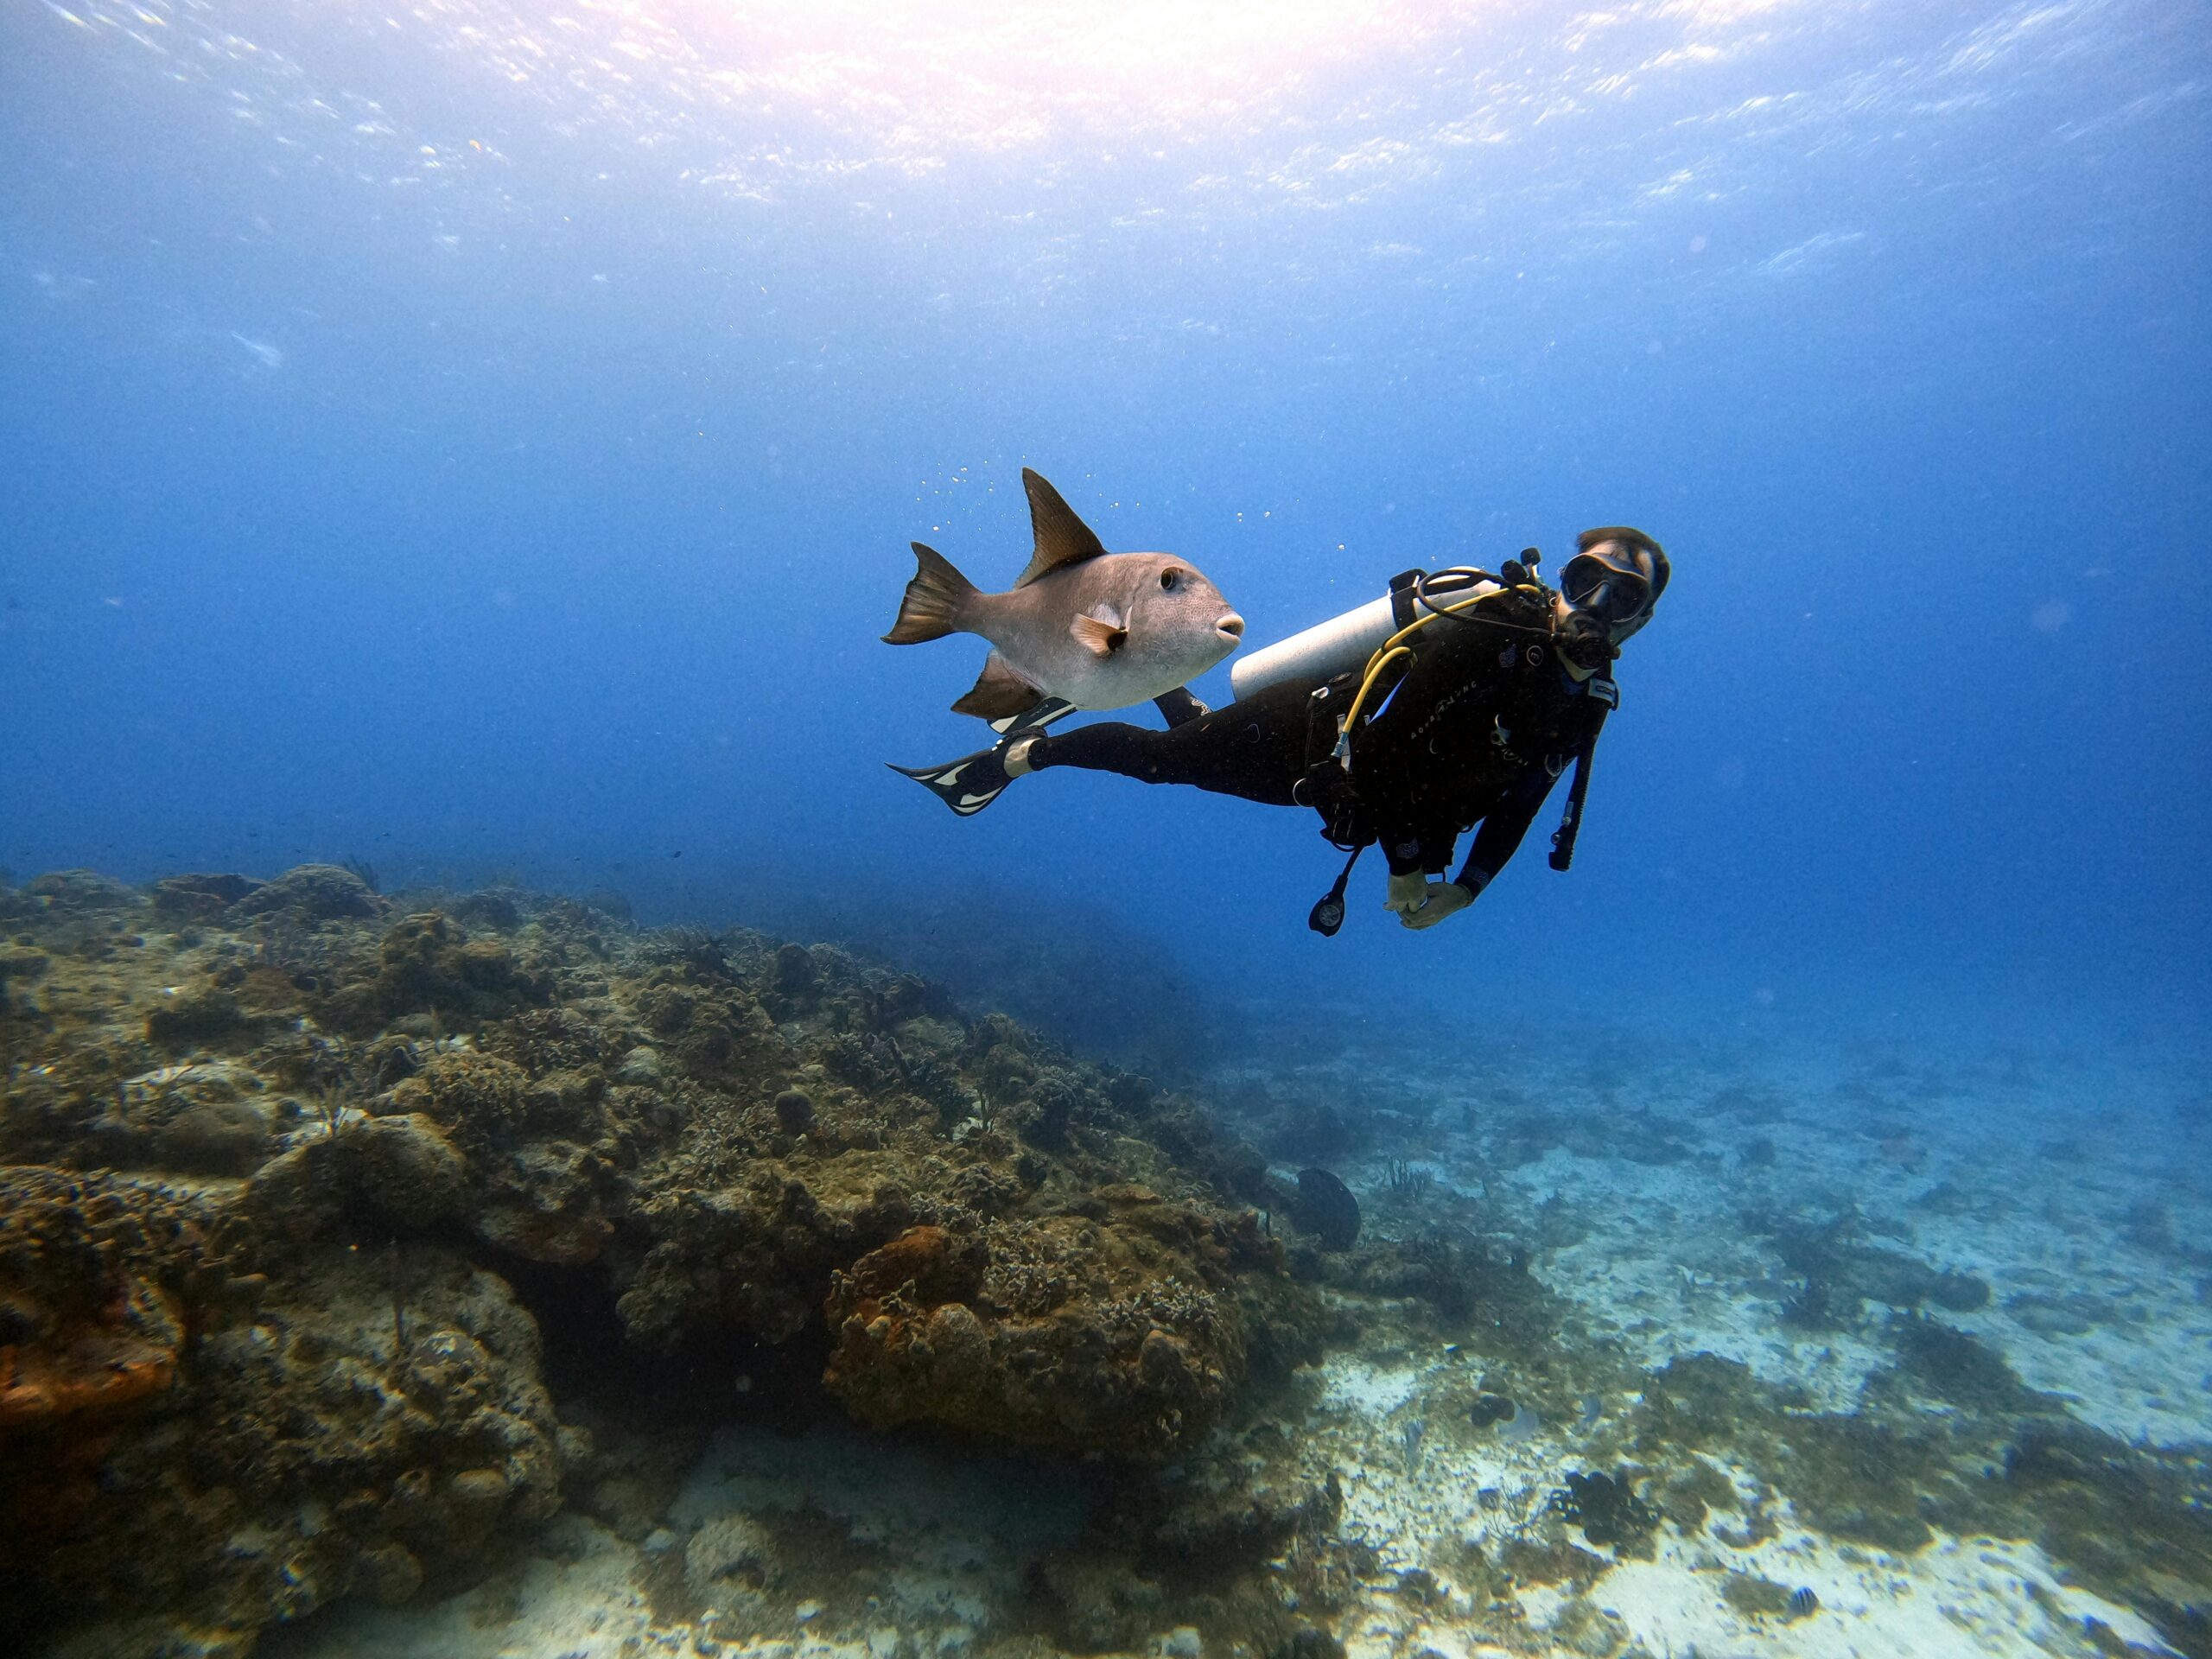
left=950, top=652, right=1046, bottom=721
left=1014, top=469, right=1110, bottom=588
left=1070, top=613, right=1128, bottom=658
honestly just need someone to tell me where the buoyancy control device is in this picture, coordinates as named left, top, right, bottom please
left=1274, top=555, right=1614, bottom=934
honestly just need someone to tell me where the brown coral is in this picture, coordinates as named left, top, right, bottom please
left=823, top=1214, right=1246, bottom=1461
left=0, top=1168, right=206, bottom=1433
left=0, top=1278, right=180, bottom=1429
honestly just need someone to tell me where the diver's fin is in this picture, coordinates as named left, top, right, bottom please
left=1014, top=470, right=1110, bottom=588
left=883, top=543, right=979, bottom=645
left=1070, top=613, right=1128, bottom=658
left=988, top=696, right=1077, bottom=735
left=1154, top=686, right=1211, bottom=728
left=950, top=651, right=1045, bottom=721
left=888, top=742, right=1019, bottom=817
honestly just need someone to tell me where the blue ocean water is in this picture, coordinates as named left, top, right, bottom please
left=6, top=9, right=2212, bottom=1657
left=2, top=6, right=2204, bottom=1055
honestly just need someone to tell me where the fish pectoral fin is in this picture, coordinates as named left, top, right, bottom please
left=1013, top=469, right=1110, bottom=588
left=950, top=652, right=1046, bottom=721
left=1069, top=613, right=1128, bottom=658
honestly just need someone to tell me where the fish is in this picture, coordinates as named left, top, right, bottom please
left=882, top=468, right=1244, bottom=722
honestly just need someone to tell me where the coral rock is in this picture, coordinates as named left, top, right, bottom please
left=823, top=1216, right=1249, bottom=1460
left=25, top=869, right=141, bottom=912
left=331, top=912, right=548, bottom=1029
left=232, top=862, right=382, bottom=922
left=144, top=984, right=260, bottom=1052
left=250, top=1113, right=467, bottom=1236
left=155, top=1094, right=275, bottom=1174
left=149, top=873, right=262, bottom=921
left=845, top=1224, right=987, bottom=1305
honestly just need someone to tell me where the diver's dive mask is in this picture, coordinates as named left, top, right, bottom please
left=1560, top=529, right=1669, bottom=645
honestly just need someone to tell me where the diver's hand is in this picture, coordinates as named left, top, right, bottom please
left=1384, top=872, right=1472, bottom=929
left=1383, top=872, right=1431, bottom=917
left=1399, top=880, right=1473, bottom=931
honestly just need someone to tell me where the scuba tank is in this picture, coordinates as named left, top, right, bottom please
left=1230, top=567, right=1504, bottom=702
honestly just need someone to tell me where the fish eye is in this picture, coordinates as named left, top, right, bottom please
left=1160, top=569, right=1180, bottom=591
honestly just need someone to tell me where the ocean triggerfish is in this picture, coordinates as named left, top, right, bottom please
left=882, top=469, right=1244, bottom=723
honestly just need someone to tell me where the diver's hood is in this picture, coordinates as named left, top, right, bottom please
left=1562, top=528, right=1669, bottom=645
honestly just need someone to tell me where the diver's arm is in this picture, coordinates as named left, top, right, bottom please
left=1387, top=819, right=1478, bottom=927
left=1376, top=815, right=1459, bottom=881
left=1452, top=765, right=1558, bottom=892
left=1375, top=828, right=1434, bottom=879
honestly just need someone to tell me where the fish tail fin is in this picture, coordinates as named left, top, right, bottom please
left=882, top=542, right=978, bottom=645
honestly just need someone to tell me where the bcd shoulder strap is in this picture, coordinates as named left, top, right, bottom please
left=1548, top=673, right=1617, bottom=872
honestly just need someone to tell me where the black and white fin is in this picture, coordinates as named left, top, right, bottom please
left=988, top=696, right=1077, bottom=736
left=1154, top=687, right=1210, bottom=728
left=888, top=746, right=1016, bottom=817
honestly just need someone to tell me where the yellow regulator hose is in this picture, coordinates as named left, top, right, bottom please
left=1337, top=582, right=1544, bottom=746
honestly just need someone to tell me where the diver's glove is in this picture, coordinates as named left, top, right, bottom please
left=1399, top=880, right=1474, bottom=931
left=1383, top=871, right=1431, bottom=917
left=1384, top=872, right=1473, bottom=930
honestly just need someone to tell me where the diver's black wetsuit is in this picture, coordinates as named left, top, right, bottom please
left=1027, top=588, right=1612, bottom=890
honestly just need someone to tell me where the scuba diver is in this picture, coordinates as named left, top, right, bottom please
left=892, top=529, right=1669, bottom=933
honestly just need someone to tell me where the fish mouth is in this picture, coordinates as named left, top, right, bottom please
left=1217, top=613, right=1246, bottom=642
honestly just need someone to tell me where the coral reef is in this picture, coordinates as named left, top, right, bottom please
left=0, top=1160, right=562, bottom=1654
left=820, top=1199, right=1280, bottom=1458
left=0, top=866, right=1326, bottom=1654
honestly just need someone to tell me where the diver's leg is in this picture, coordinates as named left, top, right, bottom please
left=1022, top=680, right=1314, bottom=806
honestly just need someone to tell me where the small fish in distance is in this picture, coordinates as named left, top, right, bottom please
left=883, top=467, right=1244, bottom=724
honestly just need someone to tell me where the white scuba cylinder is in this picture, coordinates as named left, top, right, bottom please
left=1229, top=574, right=1502, bottom=702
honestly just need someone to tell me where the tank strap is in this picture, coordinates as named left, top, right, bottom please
left=1388, top=568, right=1426, bottom=630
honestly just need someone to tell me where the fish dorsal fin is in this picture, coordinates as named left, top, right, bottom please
left=1014, top=468, right=1109, bottom=588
